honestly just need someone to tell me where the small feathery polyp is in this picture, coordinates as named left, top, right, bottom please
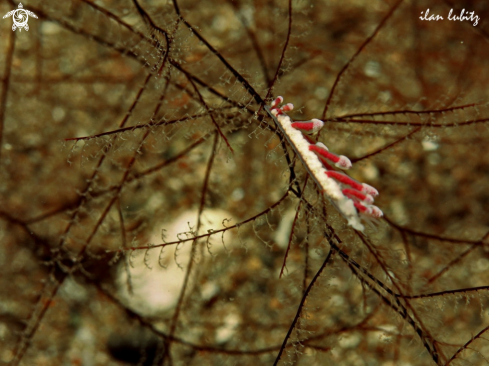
left=269, top=96, right=383, bottom=231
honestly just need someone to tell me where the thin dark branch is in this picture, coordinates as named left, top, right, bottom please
left=356, top=232, right=440, bottom=364
left=328, top=117, right=489, bottom=128
left=427, top=245, right=478, bottom=285
left=9, top=272, right=65, bottom=366
left=334, top=103, right=479, bottom=120
left=227, top=0, right=271, bottom=86
left=333, top=238, right=440, bottom=365
left=273, top=247, right=335, bottom=365
left=351, top=126, right=421, bottom=163
left=182, top=70, right=234, bottom=153
left=64, top=112, right=212, bottom=141
left=112, top=191, right=290, bottom=253
left=279, top=178, right=306, bottom=279
left=446, top=324, right=489, bottom=365
left=162, top=132, right=219, bottom=364
left=384, top=215, right=484, bottom=245
left=172, top=0, right=264, bottom=105
left=399, top=285, right=489, bottom=300
left=321, top=0, right=403, bottom=120
left=264, top=0, right=292, bottom=103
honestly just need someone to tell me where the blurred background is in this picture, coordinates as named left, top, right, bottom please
left=1, top=0, right=489, bottom=365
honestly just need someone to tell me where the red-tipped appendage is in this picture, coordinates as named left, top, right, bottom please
left=271, top=96, right=283, bottom=109
left=316, top=142, right=328, bottom=151
left=353, top=201, right=371, bottom=214
left=282, top=103, right=294, bottom=112
left=291, top=119, right=324, bottom=134
left=325, top=171, right=364, bottom=191
left=318, top=156, right=334, bottom=170
left=342, top=188, right=374, bottom=204
left=291, top=122, right=315, bottom=131
left=353, top=202, right=383, bottom=218
left=270, top=99, right=293, bottom=116
left=362, top=183, right=378, bottom=197
left=309, top=143, right=352, bottom=169
left=369, top=205, right=383, bottom=218
left=326, top=171, right=378, bottom=197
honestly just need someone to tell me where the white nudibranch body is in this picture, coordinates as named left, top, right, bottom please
left=269, top=97, right=382, bottom=232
